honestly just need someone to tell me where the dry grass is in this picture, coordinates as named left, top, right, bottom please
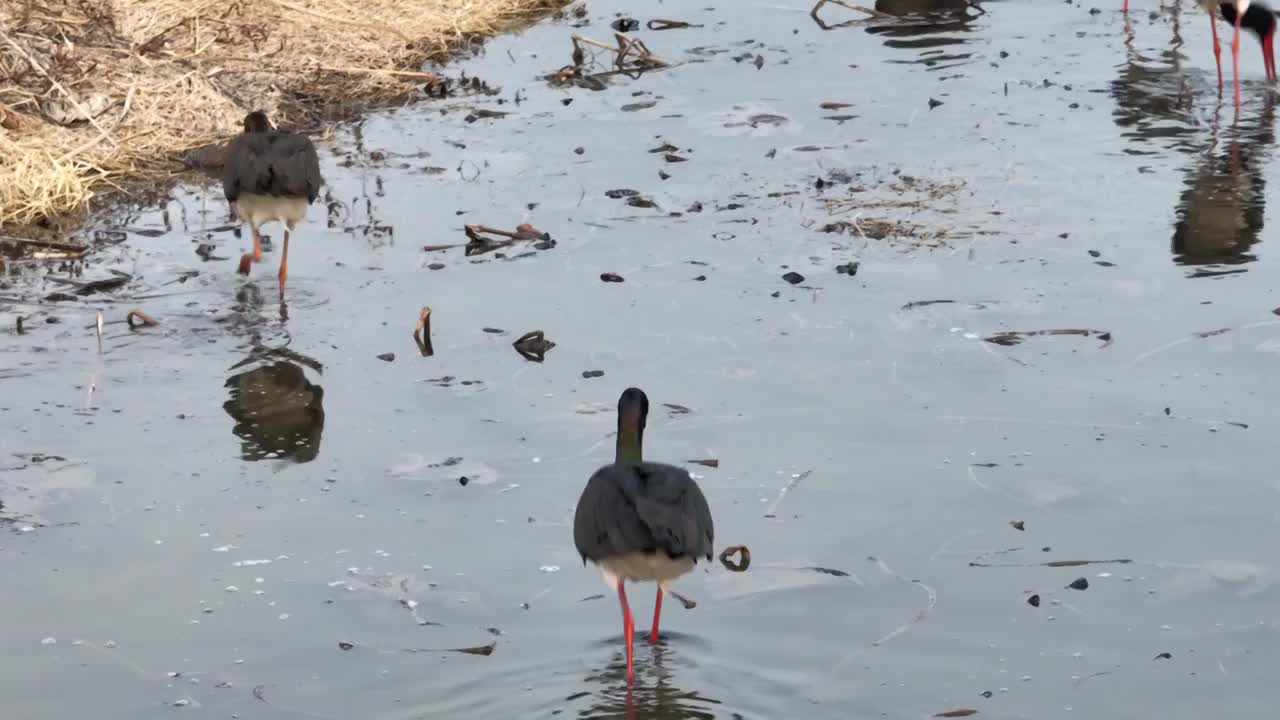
left=0, top=0, right=571, bottom=230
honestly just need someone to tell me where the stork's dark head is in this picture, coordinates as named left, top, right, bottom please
left=617, top=387, right=648, bottom=435
left=242, top=111, right=272, bottom=133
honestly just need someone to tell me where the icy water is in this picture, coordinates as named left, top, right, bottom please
left=3, top=1, right=1280, bottom=718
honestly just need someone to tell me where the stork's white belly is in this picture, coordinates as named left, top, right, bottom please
left=597, top=552, right=694, bottom=590
left=234, top=193, right=308, bottom=231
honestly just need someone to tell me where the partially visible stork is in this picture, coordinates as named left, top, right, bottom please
left=222, top=111, right=322, bottom=298
left=1122, top=0, right=1277, bottom=108
left=573, top=388, right=715, bottom=685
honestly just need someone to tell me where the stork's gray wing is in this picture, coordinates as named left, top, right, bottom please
left=222, top=131, right=322, bottom=203
left=573, top=462, right=714, bottom=563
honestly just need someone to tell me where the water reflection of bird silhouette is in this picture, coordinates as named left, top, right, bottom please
left=1108, top=11, right=1275, bottom=270
left=1172, top=93, right=1275, bottom=269
left=863, top=1, right=982, bottom=68
left=575, top=638, right=722, bottom=720
left=1110, top=5, right=1204, bottom=148
left=223, top=357, right=325, bottom=463
left=221, top=284, right=326, bottom=463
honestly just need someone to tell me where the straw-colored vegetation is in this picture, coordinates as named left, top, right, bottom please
left=0, top=0, right=570, bottom=231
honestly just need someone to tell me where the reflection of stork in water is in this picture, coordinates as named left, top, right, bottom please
left=576, top=638, right=723, bottom=720
left=863, top=1, right=984, bottom=68
left=1171, top=90, right=1276, bottom=268
left=221, top=284, right=326, bottom=464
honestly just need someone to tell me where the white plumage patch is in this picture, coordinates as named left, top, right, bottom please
left=233, top=192, right=308, bottom=232
left=597, top=551, right=695, bottom=591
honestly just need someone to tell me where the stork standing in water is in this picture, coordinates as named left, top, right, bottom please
left=1122, top=0, right=1277, bottom=108
left=222, top=111, right=322, bottom=298
left=573, top=388, right=714, bottom=685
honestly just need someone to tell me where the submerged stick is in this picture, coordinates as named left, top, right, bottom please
left=126, top=308, right=159, bottom=328
left=811, top=0, right=895, bottom=20
left=413, top=305, right=434, bottom=357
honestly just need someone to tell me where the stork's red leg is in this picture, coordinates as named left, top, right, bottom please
left=1210, top=11, right=1224, bottom=90
left=1122, top=0, right=1127, bottom=12
left=649, top=587, right=663, bottom=644
left=278, top=230, right=290, bottom=297
left=1233, top=18, right=1243, bottom=109
left=617, top=580, right=634, bottom=685
left=238, top=226, right=263, bottom=275
left=1263, top=30, right=1276, bottom=82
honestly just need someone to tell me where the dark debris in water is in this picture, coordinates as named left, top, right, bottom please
left=1068, top=577, right=1089, bottom=591
left=1027, top=594, right=1040, bottom=608
left=983, top=328, right=1113, bottom=348
left=806, top=566, right=849, bottom=577
left=719, top=545, right=750, bottom=572
left=972, top=557, right=1133, bottom=568
left=512, top=330, right=555, bottom=362
left=685, top=458, right=718, bottom=468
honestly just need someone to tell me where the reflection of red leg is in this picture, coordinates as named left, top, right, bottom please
left=649, top=587, right=663, bottom=644
left=1210, top=13, right=1224, bottom=89
left=617, top=581, right=634, bottom=685
left=238, top=226, right=263, bottom=275
left=278, top=230, right=290, bottom=297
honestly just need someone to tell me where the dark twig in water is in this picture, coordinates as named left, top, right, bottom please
left=810, top=0, right=895, bottom=30
left=647, top=19, right=702, bottom=31
left=125, top=308, right=158, bottom=328
left=549, top=33, right=671, bottom=87
left=667, top=589, right=696, bottom=609
left=719, top=545, right=751, bottom=572
left=462, top=223, right=551, bottom=256
left=983, top=328, right=1113, bottom=348
left=400, top=643, right=496, bottom=656
left=969, top=558, right=1133, bottom=568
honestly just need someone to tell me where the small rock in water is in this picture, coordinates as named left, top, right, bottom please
left=1026, top=594, right=1041, bottom=608
left=582, top=370, right=605, bottom=378
left=600, top=272, right=625, bottom=283
left=835, top=262, right=859, bottom=276
left=339, top=641, right=355, bottom=651
left=781, top=271, right=804, bottom=285
left=1068, top=577, right=1089, bottom=591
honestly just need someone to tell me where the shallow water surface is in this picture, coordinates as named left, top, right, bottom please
left=3, top=1, right=1280, bottom=718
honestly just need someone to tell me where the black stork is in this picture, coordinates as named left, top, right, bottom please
left=573, top=388, right=714, bottom=685
left=1123, top=1, right=1275, bottom=107
left=222, top=111, right=322, bottom=298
